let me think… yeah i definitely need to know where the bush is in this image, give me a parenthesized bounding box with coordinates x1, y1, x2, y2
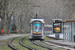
(27, 31, 30, 33)
(11, 31, 17, 33)
(11, 23, 17, 31)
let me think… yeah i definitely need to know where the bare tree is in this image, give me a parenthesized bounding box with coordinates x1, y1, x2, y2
(0, 0, 7, 34)
(19, 13, 23, 33)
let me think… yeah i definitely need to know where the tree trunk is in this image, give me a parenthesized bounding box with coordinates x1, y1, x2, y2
(0, 0, 6, 34)
(24, 0, 29, 33)
(19, 14, 22, 33)
(7, 17, 11, 34)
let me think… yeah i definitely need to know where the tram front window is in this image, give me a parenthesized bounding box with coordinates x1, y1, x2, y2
(32, 23, 42, 32)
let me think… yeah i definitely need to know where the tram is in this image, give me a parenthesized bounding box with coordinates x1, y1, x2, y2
(29, 18, 45, 40)
(44, 25, 52, 34)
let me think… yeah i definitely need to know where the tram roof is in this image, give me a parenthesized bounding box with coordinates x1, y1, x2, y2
(30, 19, 45, 23)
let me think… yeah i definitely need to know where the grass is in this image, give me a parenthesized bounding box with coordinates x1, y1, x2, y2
(44, 34, 53, 41)
(12, 36, 28, 50)
(0, 36, 28, 50)
(23, 36, 47, 50)
(0, 38, 12, 50)
(0, 34, 67, 50)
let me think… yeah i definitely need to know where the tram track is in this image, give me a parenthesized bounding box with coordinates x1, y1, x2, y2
(30, 40, 55, 50)
(8, 35, 48, 50)
(20, 37, 36, 50)
(8, 37, 18, 50)
(46, 41, 75, 50)
(8, 35, 72, 50)
(8, 36, 29, 50)
(45, 35, 75, 50)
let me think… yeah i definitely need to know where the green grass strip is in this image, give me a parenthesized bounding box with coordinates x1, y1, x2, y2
(23, 36, 48, 50)
(12, 36, 28, 50)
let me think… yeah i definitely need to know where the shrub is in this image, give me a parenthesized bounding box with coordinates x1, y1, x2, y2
(27, 31, 30, 33)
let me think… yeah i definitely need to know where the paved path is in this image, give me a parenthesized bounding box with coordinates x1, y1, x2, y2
(0, 34, 28, 40)
(49, 40, 75, 47)
(48, 34, 75, 50)
(48, 34, 63, 39)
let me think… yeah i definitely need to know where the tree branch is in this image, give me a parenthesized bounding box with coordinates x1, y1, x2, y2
(0, 15, 7, 22)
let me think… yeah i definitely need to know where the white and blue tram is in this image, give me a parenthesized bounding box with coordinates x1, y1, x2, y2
(29, 18, 45, 40)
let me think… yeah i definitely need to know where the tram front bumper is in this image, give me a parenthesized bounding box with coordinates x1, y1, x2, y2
(32, 35, 42, 37)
